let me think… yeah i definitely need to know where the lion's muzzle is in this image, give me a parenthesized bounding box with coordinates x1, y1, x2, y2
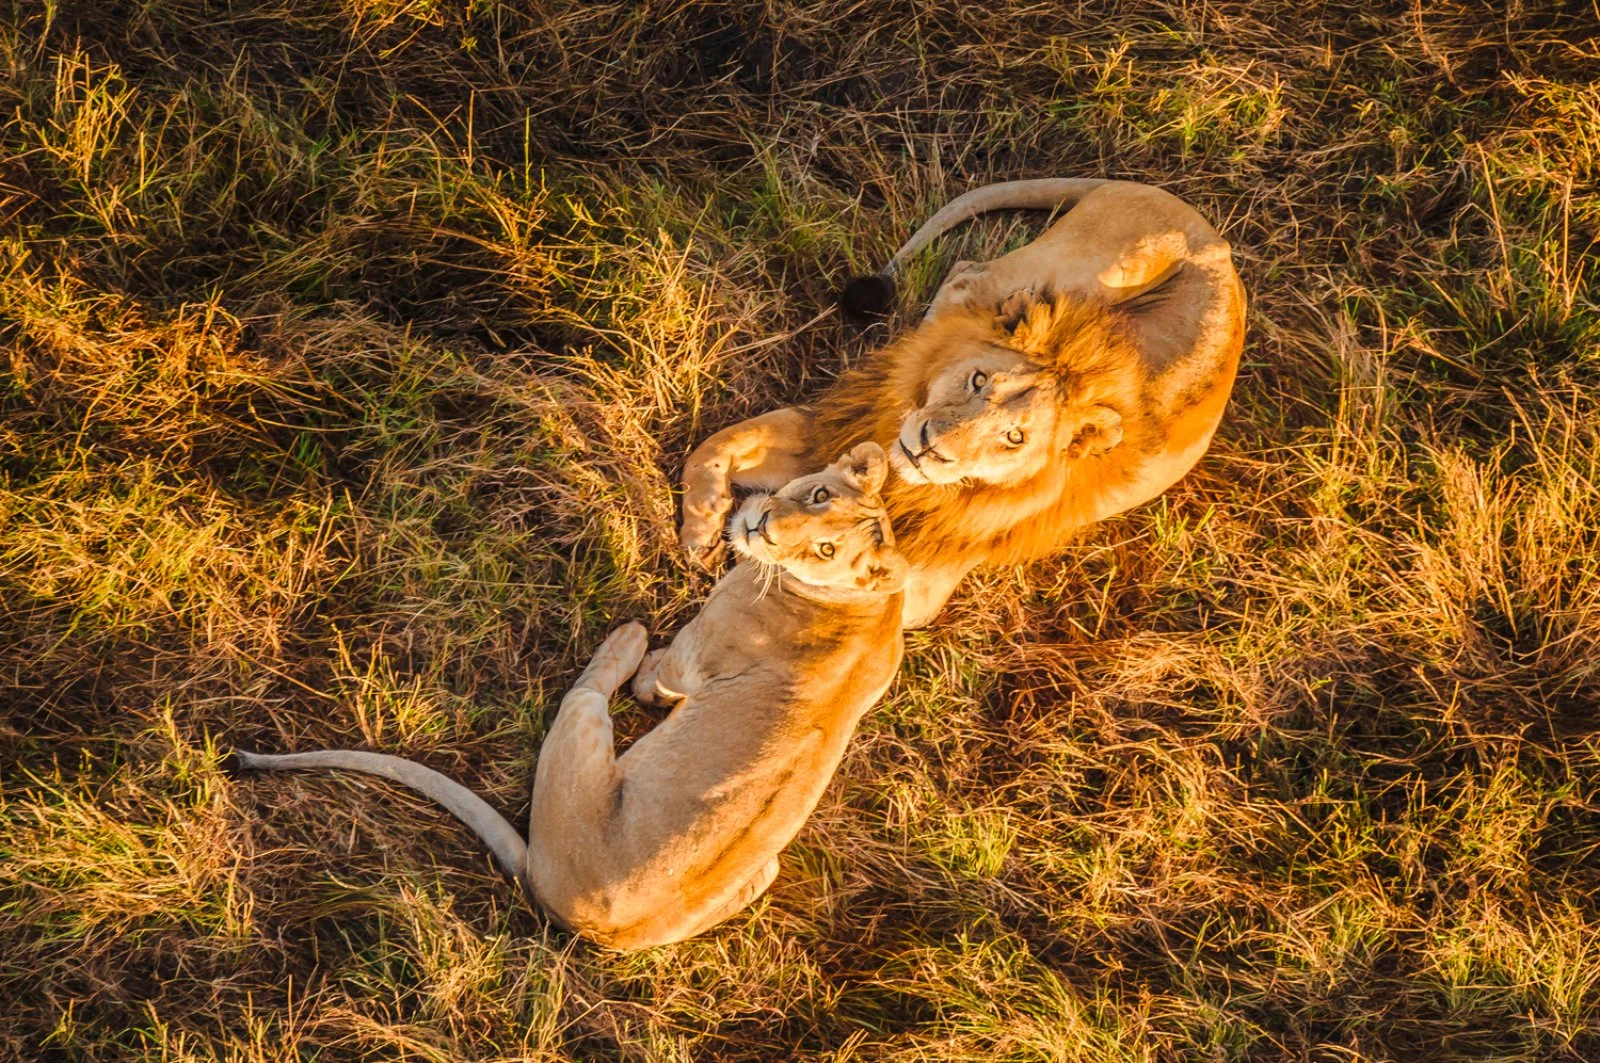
(894, 418, 959, 484)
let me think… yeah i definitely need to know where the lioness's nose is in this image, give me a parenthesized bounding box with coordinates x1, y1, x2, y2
(918, 421, 933, 451)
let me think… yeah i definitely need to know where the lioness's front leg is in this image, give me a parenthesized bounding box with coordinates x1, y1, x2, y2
(630, 619, 704, 708)
(680, 407, 814, 561)
(630, 649, 674, 708)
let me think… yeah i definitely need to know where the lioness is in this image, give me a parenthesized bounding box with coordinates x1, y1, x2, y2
(231, 443, 905, 950)
(680, 178, 1246, 627)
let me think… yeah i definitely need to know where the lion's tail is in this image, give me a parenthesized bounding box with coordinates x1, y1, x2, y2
(227, 748, 530, 894)
(841, 178, 1109, 318)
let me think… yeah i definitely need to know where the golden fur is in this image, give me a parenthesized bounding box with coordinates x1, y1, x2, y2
(678, 179, 1247, 627)
(808, 297, 1154, 567)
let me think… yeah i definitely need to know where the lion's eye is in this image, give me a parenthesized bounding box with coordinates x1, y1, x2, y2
(817, 542, 836, 559)
(1005, 428, 1026, 445)
(970, 369, 989, 391)
(810, 486, 831, 505)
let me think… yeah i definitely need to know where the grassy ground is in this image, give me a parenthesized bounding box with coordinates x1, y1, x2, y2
(2, 1, 1598, 1059)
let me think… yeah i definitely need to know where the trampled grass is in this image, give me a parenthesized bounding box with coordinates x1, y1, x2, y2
(2, 2, 1598, 1059)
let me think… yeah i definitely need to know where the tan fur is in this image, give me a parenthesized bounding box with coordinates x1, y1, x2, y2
(235, 445, 905, 951)
(527, 443, 905, 948)
(680, 180, 1246, 627)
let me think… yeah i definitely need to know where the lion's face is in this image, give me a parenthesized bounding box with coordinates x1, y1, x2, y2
(890, 348, 1125, 487)
(730, 443, 907, 594)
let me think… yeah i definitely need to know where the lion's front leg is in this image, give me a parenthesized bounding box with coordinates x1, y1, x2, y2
(679, 407, 814, 562)
(925, 259, 989, 320)
(900, 558, 976, 629)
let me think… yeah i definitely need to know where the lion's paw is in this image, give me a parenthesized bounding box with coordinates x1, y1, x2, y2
(678, 506, 731, 566)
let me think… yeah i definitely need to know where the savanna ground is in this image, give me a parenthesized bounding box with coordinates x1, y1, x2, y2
(2, 1, 1598, 1059)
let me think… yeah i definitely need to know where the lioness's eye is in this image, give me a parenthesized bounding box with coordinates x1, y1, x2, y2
(817, 542, 836, 559)
(810, 486, 831, 505)
(970, 369, 989, 391)
(1005, 428, 1026, 445)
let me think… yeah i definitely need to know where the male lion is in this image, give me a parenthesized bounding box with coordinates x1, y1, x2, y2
(231, 443, 905, 950)
(680, 179, 1246, 627)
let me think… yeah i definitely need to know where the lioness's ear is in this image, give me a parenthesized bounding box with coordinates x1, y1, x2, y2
(855, 549, 908, 593)
(839, 441, 889, 495)
(1065, 405, 1124, 459)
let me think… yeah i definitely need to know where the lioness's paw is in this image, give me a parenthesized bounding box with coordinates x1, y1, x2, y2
(631, 647, 665, 680)
(631, 648, 673, 709)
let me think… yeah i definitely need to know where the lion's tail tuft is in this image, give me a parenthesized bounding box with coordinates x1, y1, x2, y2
(839, 178, 1112, 321)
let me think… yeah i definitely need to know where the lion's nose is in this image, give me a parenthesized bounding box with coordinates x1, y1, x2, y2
(918, 421, 953, 463)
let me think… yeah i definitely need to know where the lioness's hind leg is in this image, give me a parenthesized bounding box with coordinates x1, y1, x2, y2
(527, 624, 648, 885)
(538, 623, 646, 789)
(743, 856, 781, 906)
(677, 857, 782, 942)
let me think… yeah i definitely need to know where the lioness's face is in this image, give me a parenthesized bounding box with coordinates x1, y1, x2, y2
(891, 350, 1123, 486)
(731, 443, 907, 594)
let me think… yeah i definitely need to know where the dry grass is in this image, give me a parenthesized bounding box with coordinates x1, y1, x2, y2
(2, 1, 1598, 1059)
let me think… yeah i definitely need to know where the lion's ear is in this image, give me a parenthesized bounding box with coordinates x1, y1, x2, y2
(839, 441, 889, 495)
(855, 549, 908, 593)
(1065, 405, 1124, 459)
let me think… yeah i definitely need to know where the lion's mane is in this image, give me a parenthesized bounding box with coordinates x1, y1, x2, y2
(805, 296, 1156, 568)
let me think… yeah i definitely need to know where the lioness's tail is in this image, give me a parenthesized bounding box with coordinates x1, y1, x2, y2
(841, 178, 1109, 318)
(228, 748, 529, 891)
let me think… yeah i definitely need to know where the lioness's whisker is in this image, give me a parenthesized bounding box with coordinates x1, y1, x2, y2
(753, 559, 781, 603)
